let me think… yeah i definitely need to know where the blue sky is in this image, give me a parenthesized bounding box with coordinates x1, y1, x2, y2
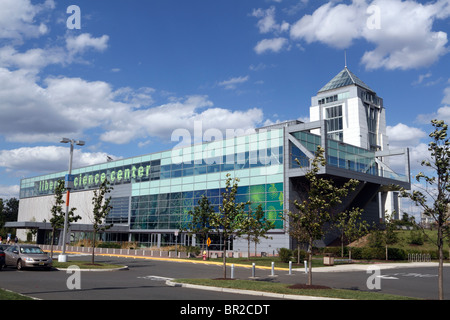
(1, 0, 450, 215)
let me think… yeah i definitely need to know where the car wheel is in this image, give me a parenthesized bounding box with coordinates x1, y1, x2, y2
(16, 259, 23, 270)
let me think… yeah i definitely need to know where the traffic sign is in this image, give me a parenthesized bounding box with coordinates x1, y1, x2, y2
(207, 237, 211, 247)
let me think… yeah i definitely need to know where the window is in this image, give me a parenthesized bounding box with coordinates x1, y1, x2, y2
(325, 105, 343, 141)
(106, 197, 130, 224)
(365, 103, 379, 150)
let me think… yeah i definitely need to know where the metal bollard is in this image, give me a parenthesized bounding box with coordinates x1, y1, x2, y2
(304, 260, 308, 273)
(271, 261, 275, 276)
(252, 263, 255, 278)
(289, 261, 292, 275)
(231, 264, 234, 279)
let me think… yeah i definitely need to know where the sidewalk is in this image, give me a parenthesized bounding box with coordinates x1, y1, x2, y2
(311, 261, 444, 272)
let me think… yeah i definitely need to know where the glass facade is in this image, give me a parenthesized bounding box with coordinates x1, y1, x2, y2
(290, 131, 407, 182)
(20, 129, 286, 232)
(130, 182, 284, 231)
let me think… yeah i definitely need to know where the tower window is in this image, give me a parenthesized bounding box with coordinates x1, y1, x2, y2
(325, 105, 343, 141)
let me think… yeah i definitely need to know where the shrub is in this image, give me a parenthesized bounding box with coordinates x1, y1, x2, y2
(409, 230, 424, 245)
(277, 248, 293, 263)
(185, 246, 201, 256)
(292, 249, 307, 263)
(97, 242, 121, 249)
(368, 230, 384, 248)
(388, 248, 407, 260)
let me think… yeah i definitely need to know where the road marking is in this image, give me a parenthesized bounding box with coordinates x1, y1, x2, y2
(377, 275, 399, 280)
(137, 275, 174, 281)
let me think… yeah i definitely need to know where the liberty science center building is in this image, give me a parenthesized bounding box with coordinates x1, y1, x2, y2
(12, 68, 411, 255)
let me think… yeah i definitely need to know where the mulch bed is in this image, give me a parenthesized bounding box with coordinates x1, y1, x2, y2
(287, 284, 331, 290)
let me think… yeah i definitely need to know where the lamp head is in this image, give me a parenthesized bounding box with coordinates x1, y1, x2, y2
(60, 138, 71, 144)
(76, 140, 85, 146)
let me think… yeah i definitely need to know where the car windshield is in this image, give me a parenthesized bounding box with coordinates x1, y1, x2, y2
(20, 247, 44, 254)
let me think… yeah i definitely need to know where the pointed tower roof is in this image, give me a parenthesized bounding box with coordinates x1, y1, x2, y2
(318, 67, 374, 93)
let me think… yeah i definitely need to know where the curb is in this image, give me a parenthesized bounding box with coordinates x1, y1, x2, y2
(54, 266, 129, 272)
(165, 280, 344, 300)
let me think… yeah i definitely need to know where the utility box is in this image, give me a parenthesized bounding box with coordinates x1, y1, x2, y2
(323, 253, 334, 266)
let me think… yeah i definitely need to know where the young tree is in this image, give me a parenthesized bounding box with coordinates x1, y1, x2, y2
(247, 204, 274, 258)
(182, 195, 215, 252)
(400, 119, 450, 300)
(50, 180, 81, 258)
(91, 179, 113, 264)
(288, 146, 359, 285)
(211, 173, 247, 279)
(335, 208, 369, 259)
(238, 204, 273, 258)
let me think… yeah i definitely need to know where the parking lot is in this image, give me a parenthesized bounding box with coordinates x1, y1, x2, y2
(1, 252, 449, 301)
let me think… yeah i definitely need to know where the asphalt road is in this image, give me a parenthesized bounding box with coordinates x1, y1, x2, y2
(1, 254, 449, 302)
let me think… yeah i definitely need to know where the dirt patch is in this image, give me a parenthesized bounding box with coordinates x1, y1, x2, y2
(287, 283, 331, 290)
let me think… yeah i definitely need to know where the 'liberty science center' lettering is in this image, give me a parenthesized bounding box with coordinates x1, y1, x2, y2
(38, 163, 156, 194)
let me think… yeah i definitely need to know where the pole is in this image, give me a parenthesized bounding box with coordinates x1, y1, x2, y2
(59, 141, 74, 263)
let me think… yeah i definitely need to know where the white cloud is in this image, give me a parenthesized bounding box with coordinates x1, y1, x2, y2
(66, 33, 109, 55)
(386, 123, 429, 176)
(0, 146, 116, 175)
(412, 72, 432, 86)
(386, 123, 427, 148)
(416, 105, 450, 124)
(218, 76, 249, 89)
(0, 0, 54, 41)
(289, 0, 450, 70)
(100, 95, 265, 144)
(290, 2, 363, 49)
(0, 67, 266, 146)
(442, 86, 450, 105)
(252, 6, 289, 34)
(0, 45, 66, 72)
(254, 38, 289, 54)
(251, 6, 290, 54)
(0, 184, 20, 199)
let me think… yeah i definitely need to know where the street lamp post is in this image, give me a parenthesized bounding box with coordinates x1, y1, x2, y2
(59, 138, 85, 262)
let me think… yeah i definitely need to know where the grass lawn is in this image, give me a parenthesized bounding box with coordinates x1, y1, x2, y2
(52, 260, 125, 269)
(175, 278, 420, 300)
(0, 288, 34, 300)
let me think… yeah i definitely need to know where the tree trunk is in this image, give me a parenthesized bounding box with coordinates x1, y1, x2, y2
(438, 227, 444, 300)
(50, 228, 55, 258)
(307, 239, 313, 285)
(222, 237, 227, 279)
(91, 230, 96, 265)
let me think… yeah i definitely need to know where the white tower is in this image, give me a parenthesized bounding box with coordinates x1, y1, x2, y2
(310, 67, 401, 220)
(310, 67, 388, 152)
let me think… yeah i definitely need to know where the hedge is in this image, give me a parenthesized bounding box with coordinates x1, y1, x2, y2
(324, 246, 448, 260)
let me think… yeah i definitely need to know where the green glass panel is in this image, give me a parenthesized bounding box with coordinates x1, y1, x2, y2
(250, 184, 265, 194)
